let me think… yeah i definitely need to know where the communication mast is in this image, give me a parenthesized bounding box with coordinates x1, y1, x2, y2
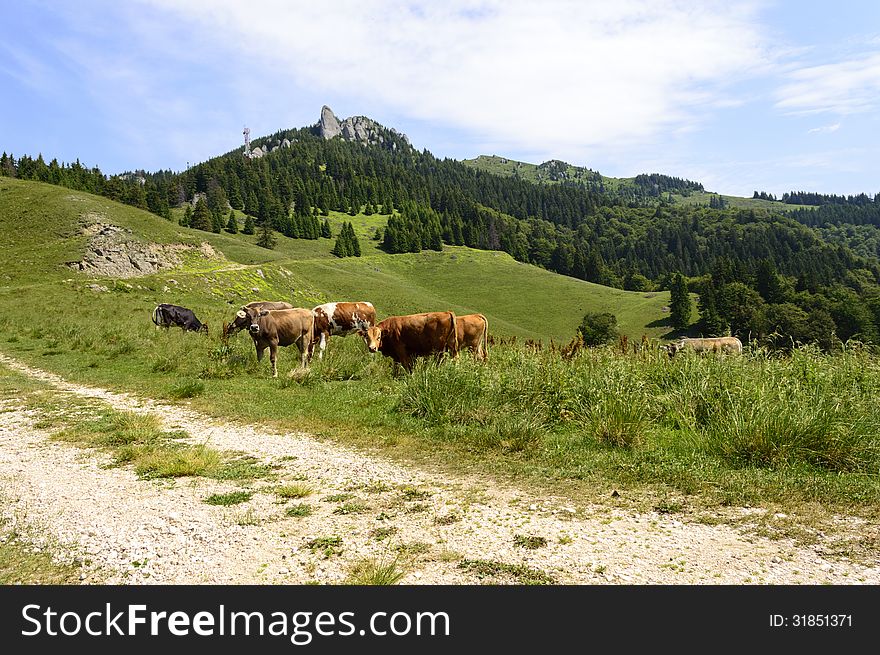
(243, 126, 251, 159)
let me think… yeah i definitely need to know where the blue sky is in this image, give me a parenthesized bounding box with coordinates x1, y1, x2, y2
(2, 1, 879, 197)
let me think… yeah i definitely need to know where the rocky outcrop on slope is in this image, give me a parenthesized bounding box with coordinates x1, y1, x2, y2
(66, 220, 222, 279)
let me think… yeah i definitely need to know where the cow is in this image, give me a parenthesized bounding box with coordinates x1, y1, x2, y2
(360, 311, 458, 372)
(310, 301, 377, 360)
(455, 313, 489, 361)
(247, 308, 314, 377)
(223, 300, 294, 339)
(151, 303, 208, 334)
(665, 336, 743, 357)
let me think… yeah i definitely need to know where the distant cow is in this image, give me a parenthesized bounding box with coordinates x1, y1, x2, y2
(247, 308, 314, 377)
(455, 313, 489, 361)
(665, 336, 743, 357)
(151, 304, 208, 334)
(223, 301, 294, 338)
(360, 311, 458, 372)
(311, 301, 377, 360)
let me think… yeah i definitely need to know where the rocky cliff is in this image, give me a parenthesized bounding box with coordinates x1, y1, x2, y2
(318, 105, 410, 149)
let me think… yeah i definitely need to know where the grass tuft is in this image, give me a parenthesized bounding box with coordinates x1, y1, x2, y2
(205, 490, 252, 506)
(344, 555, 407, 585)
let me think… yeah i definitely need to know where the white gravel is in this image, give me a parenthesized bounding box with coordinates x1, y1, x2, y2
(1, 353, 878, 585)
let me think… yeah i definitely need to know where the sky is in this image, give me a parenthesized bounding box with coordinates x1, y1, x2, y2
(2, 0, 879, 198)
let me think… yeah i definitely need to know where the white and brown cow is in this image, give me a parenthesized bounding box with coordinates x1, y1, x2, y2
(310, 301, 377, 360)
(360, 311, 458, 372)
(247, 308, 315, 377)
(665, 336, 743, 357)
(455, 313, 489, 361)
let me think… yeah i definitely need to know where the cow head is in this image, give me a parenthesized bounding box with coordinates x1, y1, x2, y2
(360, 326, 382, 353)
(249, 309, 270, 335)
(200, 323, 209, 335)
(224, 307, 252, 338)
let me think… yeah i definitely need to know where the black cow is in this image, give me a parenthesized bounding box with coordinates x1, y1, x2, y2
(151, 304, 208, 334)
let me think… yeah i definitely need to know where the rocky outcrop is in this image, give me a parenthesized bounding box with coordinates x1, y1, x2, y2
(67, 222, 223, 279)
(318, 106, 410, 149)
(319, 105, 343, 140)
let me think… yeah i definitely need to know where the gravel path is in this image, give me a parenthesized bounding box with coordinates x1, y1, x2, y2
(1, 353, 877, 585)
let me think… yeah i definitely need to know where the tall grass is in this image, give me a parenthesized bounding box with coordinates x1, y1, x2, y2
(395, 342, 880, 480)
(8, 288, 880, 508)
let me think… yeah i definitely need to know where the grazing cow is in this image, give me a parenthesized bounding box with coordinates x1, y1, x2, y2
(151, 303, 208, 334)
(310, 301, 377, 359)
(360, 311, 458, 372)
(455, 313, 489, 361)
(665, 336, 743, 357)
(223, 300, 294, 338)
(247, 308, 314, 377)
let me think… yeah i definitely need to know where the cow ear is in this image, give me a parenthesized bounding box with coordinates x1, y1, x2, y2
(236, 310, 247, 319)
(259, 309, 269, 316)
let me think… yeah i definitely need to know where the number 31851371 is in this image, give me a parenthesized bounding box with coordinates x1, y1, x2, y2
(792, 614, 852, 627)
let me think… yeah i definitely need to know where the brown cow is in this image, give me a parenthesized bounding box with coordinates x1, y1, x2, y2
(665, 336, 743, 357)
(247, 308, 314, 377)
(455, 313, 489, 361)
(310, 301, 377, 360)
(360, 311, 458, 372)
(223, 301, 294, 338)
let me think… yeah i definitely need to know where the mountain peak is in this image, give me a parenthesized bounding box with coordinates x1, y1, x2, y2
(317, 106, 410, 149)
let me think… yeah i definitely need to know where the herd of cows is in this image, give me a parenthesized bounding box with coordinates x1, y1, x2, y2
(151, 300, 743, 377)
(152, 300, 489, 376)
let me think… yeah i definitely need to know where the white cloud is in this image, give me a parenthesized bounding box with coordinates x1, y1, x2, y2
(807, 122, 841, 134)
(138, 0, 771, 160)
(776, 52, 880, 115)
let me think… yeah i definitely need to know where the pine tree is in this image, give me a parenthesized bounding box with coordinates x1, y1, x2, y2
(256, 221, 277, 249)
(180, 204, 193, 227)
(242, 214, 255, 235)
(189, 197, 212, 231)
(322, 218, 331, 238)
(226, 209, 238, 234)
(349, 222, 361, 256)
(211, 210, 224, 233)
(669, 273, 692, 330)
(332, 222, 362, 257)
(332, 229, 351, 257)
(698, 285, 727, 336)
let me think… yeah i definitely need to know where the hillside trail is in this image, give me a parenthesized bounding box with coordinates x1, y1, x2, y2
(0, 353, 877, 585)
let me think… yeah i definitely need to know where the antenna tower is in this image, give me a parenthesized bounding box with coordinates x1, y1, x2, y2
(243, 126, 251, 159)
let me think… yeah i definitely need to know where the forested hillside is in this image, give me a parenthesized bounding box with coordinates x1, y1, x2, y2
(4, 108, 880, 347)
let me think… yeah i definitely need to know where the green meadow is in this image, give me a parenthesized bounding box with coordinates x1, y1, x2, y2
(2, 176, 878, 542)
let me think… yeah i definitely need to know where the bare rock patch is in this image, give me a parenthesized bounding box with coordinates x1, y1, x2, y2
(66, 219, 223, 278)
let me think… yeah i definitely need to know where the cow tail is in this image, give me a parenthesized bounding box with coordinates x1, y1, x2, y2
(151, 305, 160, 326)
(448, 312, 459, 357)
(481, 314, 489, 360)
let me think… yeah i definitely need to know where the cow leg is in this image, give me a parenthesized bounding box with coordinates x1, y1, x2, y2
(255, 344, 266, 362)
(270, 344, 278, 378)
(318, 332, 327, 360)
(299, 340, 310, 369)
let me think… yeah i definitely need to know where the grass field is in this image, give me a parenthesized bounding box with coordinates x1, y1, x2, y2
(2, 175, 876, 546)
(0, 178, 676, 342)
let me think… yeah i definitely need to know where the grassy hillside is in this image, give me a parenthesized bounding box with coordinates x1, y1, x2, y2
(0, 177, 675, 342)
(463, 154, 812, 212)
(462, 154, 606, 186)
(1, 177, 878, 530)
